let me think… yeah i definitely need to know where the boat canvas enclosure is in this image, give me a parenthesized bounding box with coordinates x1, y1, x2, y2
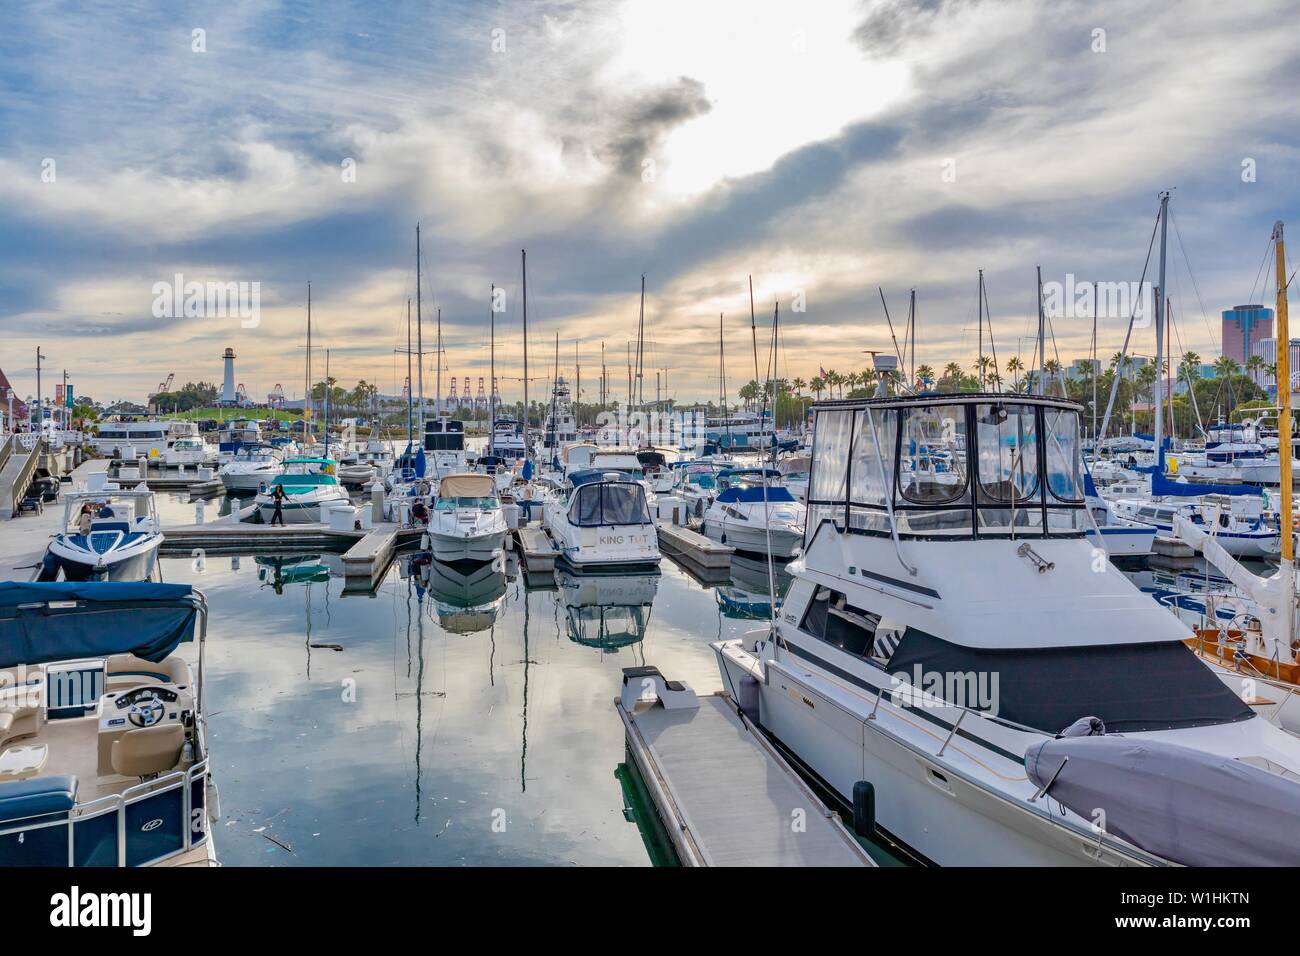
(0, 582, 201, 669)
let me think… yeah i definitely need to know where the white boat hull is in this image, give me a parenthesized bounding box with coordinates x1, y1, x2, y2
(701, 519, 803, 558)
(427, 529, 507, 563)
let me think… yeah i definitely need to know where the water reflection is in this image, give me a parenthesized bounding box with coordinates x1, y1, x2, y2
(556, 570, 659, 657)
(406, 553, 511, 635)
(716, 554, 793, 620)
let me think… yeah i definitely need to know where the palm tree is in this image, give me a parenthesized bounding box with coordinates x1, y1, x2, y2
(944, 361, 962, 381)
(1006, 356, 1023, 392)
(916, 364, 934, 388)
(1246, 354, 1266, 386)
(792, 377, 806, 397)
(1213, 355, 1241, 381)
(810, 376, 825, 400)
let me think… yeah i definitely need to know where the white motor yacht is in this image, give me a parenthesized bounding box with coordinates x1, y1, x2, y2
(218, 442, 285, 492)
(163, 435, 217, 467)
(543, 470, 659, 572)
(699, 469, 805, 558)
(426, 473, 508, 564)
(715, 393, 1300, 867)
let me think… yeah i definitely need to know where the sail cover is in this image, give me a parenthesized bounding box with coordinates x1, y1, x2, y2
(1025, 734, 1300, 866)
(0, 582, 198, 668)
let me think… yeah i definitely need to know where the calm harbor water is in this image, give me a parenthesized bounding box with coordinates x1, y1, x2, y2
(153, 485, 777, 865)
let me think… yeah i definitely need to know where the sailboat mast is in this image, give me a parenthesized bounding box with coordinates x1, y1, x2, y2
(1092, 282, 1098, 441)
(489, 284, 496, 455)
(1155, 190, 1169, 467)
(720, 314, 731, 447)
(1035, 266, 1045, 395)
(407, 299, 413, 448)
(305, 282, 313, 439)
(324, 348, 330, 457)
(636, 276, 646, 408)
(749, 275, 761, 403)
(435, 306, 442, 419)
(416, 224, 425, 434)
(978, 271, 984, 390)
(1274, 220, 1294, 653)
(521, 249, 529, 458)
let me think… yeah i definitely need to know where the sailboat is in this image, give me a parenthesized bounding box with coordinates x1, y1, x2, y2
(1174, 221, 1300, 709)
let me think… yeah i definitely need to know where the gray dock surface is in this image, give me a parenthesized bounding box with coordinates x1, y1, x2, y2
(656, 520, 733, 569)
(516, 525, 558, 572)
(618, 692, 875, 867)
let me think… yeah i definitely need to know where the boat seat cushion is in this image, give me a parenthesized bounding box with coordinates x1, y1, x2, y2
(111, 724, 185, 778)
(0, 774, 77, 823)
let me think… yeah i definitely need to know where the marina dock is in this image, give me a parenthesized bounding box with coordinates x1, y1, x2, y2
(516, 524, 559, 573)
(656, 520, 733, 569)
(616, 666, 876, 867)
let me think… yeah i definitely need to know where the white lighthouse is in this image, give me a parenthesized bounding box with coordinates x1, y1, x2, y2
(222, 348, 237, 404)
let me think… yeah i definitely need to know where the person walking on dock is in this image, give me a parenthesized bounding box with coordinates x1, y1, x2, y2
(270, 483, 286, 526)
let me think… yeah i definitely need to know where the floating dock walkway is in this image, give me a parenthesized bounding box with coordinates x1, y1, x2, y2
(515, 525, 559, 574)
(616, 666, 875, 867)
(656, 520, 733, 569)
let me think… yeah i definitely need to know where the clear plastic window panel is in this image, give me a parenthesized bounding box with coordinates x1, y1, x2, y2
(897, 405, 970, 506)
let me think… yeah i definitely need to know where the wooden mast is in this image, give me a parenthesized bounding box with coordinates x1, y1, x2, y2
(1275, 220, 1294, 654)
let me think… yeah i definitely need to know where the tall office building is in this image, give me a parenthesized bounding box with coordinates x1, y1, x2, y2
(1222, 304, 1273, 364)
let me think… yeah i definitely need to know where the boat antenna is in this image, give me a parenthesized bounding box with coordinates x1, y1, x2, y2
(758, 301, 780, 621)
(877, 287, 907, 372)
(980, 271, 1002, 394)
(749, 275, 761, 402)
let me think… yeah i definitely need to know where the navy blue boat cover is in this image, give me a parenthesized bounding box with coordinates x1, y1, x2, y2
(0, 582, 197, 668)
(716, 486, 797, 504)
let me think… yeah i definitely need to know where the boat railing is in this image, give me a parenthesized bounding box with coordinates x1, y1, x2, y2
(0, 759, 210, 867)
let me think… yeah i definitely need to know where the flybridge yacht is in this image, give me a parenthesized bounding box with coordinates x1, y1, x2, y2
(543, 469, 659, 571)
(538, 376, 579, 451)
(41, 490, 163, 582)
(0, 582, 216, 866)
(489, 418, 527, 460)
(424, 418, 469, 475)
(218, 442, 285, 492)
(636, 449, 675, 494)
(215, 418, 262, 463)
(426, 473, 508, 563)
(714, 393, 1300, 867)
(699, 468, 806, 558)
(253, 457, 350, 524)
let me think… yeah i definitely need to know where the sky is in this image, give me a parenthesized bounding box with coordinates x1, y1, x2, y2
(1, 0, 1298, 407)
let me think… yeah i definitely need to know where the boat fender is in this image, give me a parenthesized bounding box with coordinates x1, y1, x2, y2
(736, 673, 760, 719)
(1058, 716, 1105, 738)
(852, 781, 876, 838)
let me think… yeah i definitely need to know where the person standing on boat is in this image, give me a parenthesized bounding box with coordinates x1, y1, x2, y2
(270, 483, 287, 526)
(411, 497, 429, 527)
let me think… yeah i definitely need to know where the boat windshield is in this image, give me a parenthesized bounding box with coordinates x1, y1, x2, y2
(808, 399, 1087, 542)
(568, 483, 652, 527)
(436, 497, 499, 511)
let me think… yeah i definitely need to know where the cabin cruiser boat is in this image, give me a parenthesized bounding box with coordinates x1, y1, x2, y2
(673, 460, 723, 517)
(777, 454, 811, 503)
(488, 418, 527, 460)
(713, 393, 1300, 867)
(426, 473, 508, 564)
(0, 581, 216, 866)
(699, 469, 805, 558)
(543, 469, 659, 572)
(163, 435, 216, 467)
(557, 569, 658, 653)
(218, 442, 285, 492)
(636, 450, 675, 494)
(254, 457, 350, 524)
(1111, 493, 1279, 557)
(41, 490, 163, 582)
(1083, 476, 1156, 557)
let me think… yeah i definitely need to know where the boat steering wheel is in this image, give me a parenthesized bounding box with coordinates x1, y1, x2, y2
(122, 688, 166, 728)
